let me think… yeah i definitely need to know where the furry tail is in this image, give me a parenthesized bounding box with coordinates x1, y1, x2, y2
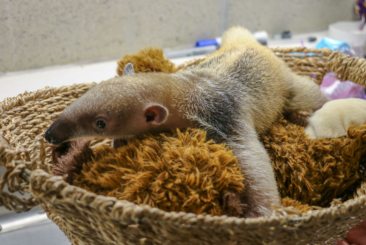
(220, 26, 259, 48)
(287, 75, 329, 111)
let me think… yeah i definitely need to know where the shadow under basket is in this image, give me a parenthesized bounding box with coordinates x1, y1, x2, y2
(1, 47, 366, 245)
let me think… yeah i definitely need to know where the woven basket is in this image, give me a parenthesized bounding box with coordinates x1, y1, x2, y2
(1, 47, 366, 245)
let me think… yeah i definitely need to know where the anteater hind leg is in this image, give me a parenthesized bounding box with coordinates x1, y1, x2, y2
(228, 126, 280, 217)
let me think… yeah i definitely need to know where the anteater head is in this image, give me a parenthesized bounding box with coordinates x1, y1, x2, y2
(45, 63, 170, 145)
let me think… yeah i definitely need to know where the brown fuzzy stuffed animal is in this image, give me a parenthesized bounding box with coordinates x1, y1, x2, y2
(52, 127, 315, 216)
(53, 129, 245, 217)
(116, 48, 177, 75)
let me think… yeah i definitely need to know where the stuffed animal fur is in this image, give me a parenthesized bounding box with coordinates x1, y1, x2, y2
(261, 118, 366, 207)
(116, 48, 177, 75)
(52, 127, 314, 216)
(305, 98, 366, 139)
(53, 129, 246, 217)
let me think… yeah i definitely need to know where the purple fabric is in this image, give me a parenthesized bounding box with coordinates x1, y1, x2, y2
(356, 0, 366, 30)
(320, 72, 366, 100)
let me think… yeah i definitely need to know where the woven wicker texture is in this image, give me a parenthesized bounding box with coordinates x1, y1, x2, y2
(1, 47, 366, 244)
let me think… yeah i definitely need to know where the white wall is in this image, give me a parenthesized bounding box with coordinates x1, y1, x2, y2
(0, 0, 357, 72)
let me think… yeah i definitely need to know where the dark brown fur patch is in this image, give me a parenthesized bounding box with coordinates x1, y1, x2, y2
(283, 110, 310, 127)
(222, 191, 246, 217)
(51, 139, 93, 184)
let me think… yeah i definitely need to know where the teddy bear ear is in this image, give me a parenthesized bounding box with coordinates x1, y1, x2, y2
(123, 63, 135, 76)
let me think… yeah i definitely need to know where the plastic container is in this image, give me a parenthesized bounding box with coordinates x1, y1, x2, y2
(329, 21, 366, 57)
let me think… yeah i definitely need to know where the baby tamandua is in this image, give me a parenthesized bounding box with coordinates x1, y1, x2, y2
(45, 26, 327, 217)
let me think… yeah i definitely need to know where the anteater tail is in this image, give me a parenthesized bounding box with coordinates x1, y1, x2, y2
(220, 26, 259, 48)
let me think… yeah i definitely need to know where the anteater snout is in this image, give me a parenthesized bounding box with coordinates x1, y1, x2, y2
(45, 129, 60, 145)
(45, 119, 73, 145)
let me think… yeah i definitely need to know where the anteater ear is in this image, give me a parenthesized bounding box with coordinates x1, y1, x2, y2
(123, 63, 135, 76)
(144, 104, 169, 125)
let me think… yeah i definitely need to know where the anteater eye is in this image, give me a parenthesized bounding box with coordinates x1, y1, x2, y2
(96, 120, 106, 129)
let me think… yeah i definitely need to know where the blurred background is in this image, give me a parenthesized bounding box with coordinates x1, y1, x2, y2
(0, 0, 357, 73)
(0, 1, 363, 244)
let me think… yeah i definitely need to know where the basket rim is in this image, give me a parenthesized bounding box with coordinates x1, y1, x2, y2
(270, 46, 332, 54)
(30, 168, 366, 230)
(0, 82, 96, 117)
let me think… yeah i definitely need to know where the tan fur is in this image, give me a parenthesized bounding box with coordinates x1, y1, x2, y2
(46, 26, 326, 217)
(116, 47, 177, 75)
(281, 197, 313, 213)
(305, 98, 366, 139)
